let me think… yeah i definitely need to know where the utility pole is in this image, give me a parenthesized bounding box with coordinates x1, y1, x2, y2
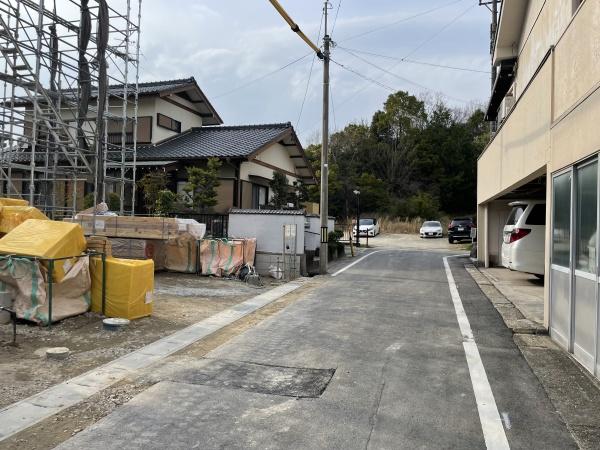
(479, 0, 499, 131)
(319, 0, 330, 275)
(266, 0, 328, 272)
(490, 0, 498, 93)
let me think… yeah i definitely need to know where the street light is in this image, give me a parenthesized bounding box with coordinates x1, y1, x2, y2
(353, 189, 360, 247)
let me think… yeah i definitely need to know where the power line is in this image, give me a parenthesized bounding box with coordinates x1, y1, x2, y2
(296, 10, 325, 128)
(337, 46, 489, 74)
(329, 2, 475, 110)
(330, 58, 397, 93)
(337, 47, 469, 103)
(213, 52, 312, 100)
(339, 0, 467, 43)
(331, 0, 342, 37)
(402, 3, 475, 60)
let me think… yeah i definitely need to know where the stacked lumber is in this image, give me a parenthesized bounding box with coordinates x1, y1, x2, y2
(65, 215, 194, 240)
(86, 235, 112, 256)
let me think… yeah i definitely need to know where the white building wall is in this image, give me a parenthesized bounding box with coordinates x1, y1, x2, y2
(228, 213, 305, 255)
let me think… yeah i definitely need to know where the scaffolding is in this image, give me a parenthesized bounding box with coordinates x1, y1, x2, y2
(0, 0, 141, 218)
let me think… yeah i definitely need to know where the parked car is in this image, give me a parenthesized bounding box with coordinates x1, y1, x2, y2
(501, 200, 546, 276)
(420, 220, 443, 238)
(352, 218, 380, 237)
(448, 217, 475, 243)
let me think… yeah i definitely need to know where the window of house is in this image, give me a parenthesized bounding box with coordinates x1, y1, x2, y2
(107, 116, 152, 145)
(157, 113, 181, 133)
(252, 184, 268, 209)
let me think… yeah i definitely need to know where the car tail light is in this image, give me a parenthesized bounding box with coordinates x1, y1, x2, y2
(509, 228, 531, 243)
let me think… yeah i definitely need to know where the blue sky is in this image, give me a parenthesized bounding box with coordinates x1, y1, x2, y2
(139, 0, 491, 143)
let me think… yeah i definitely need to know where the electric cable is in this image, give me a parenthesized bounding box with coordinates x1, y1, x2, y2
(296, 10, 325, 128)
(337, 47, 469, 103)
(331, 0, 342, 37)
(337, 46, 489, 74)
(338, 0, 467, 43)
(213, 52, 312, 100)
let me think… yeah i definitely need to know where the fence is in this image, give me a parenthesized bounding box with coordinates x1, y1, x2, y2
(168, 213, 228, 238)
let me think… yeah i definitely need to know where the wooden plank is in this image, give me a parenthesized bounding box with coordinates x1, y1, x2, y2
(64, 216, 188, 240)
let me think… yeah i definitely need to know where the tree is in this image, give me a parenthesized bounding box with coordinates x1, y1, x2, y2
(269, 171, 289, 209)
(184, 157, 222, 212)
(155, 189, 178, 216)
(138, 171, 167, 214)
(107, 192, 120, 211)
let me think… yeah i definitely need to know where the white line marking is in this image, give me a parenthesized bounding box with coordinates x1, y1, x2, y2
(443, 256, 510, 450)
(331, 250, 383, 277)
(501, 412, 512, 430)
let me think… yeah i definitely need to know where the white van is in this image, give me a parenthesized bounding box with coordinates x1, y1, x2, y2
(501, 200, 546, 277)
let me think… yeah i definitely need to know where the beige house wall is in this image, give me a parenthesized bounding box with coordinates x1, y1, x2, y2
(478, 0, 600, 327)
(239, 142, 300, 185)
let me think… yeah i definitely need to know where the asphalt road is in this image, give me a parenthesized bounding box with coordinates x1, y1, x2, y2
(58, 247, 577, 449)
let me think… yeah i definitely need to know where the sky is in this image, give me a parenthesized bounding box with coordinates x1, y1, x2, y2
(137, 0, 492, 144)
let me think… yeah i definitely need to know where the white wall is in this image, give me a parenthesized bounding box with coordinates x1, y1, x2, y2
(239, 142, 300, 184)
(228, 213, 305, 255)
(153, 97, 203, 142)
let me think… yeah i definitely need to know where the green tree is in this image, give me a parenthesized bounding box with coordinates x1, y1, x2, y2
(155, 189, 178, 216)
(269, 171, 289, 209)
(107, 192, 120, 211)
(138, 171, 167, 214)
(83, 192, 95, 209)
(184, 157, 222, 211)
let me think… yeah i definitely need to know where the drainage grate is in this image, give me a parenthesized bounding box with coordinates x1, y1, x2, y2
(170, 359, 335, 398)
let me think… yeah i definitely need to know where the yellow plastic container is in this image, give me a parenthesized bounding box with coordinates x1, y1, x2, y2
(0, 198, 28, 207)
(0, 206, 48, 234)
(0, 219, 86, 282)
(90, 257, 154, 320)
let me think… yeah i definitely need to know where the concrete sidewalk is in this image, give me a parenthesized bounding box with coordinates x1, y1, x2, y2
(466, 264, 546, 335)
(479, 267, 545, 325)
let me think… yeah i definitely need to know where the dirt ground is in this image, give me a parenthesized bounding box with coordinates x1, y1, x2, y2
(0, 279, 320, 450)
(0, 272, 281, 410)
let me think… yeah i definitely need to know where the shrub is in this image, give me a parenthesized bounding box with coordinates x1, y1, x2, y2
(107, 192, 120, 211)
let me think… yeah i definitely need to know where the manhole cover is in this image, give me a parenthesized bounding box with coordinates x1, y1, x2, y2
(172, 359, 335, 398)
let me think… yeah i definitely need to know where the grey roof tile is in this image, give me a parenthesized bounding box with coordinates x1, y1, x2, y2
(137, 123, 292, 160)
(229, 208, 305, 215)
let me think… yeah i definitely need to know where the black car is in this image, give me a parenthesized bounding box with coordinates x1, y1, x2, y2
(448, 217, 475, 243)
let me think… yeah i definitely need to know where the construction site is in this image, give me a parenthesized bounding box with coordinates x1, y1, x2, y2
(0, 0, 141, 217)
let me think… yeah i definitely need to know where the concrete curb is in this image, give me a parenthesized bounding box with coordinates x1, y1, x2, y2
(0, 278, 310, 442)
(464, 264, 547, 335)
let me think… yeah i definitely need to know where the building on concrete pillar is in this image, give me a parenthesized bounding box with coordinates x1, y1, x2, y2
(477, 0, 600, 378)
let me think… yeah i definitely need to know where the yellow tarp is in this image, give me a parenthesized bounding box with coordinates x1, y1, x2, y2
(0, 206, 48, 234)
(90, 257, 153, 320)
(0, 198, 28, 207)
(0, 219, 86, 282)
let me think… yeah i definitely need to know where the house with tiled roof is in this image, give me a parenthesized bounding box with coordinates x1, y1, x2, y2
(9, 77, 316, 214)
(137, 122, 316, 213)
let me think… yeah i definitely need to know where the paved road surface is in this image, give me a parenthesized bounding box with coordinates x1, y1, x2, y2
(58, 248, 576, 449)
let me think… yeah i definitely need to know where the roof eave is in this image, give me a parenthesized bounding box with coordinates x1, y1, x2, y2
(493, 0, 529, 65)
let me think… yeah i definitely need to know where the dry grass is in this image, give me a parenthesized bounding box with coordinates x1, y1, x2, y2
(378, 216, 450, 235)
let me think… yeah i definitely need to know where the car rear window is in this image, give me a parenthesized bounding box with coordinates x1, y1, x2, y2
(525, 204, 546, 225)
(451, 219, 471, 226)
(506, 205, 525, 226)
